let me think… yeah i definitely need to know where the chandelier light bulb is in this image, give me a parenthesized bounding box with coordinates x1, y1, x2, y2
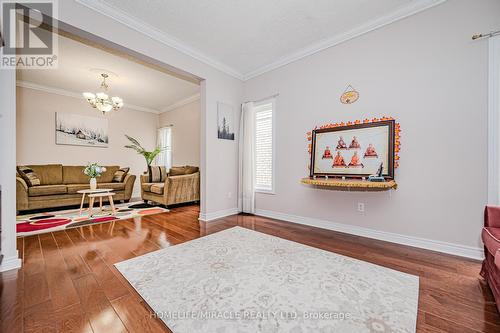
(99, 103, 113, 113)
(111, 96, 124, 109)
(83, 73, 123, 113)
(83, 92, 95, 100)
(96, 92, 109, 100)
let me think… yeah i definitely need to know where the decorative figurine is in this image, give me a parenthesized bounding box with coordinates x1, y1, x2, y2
(364, 143, 378, 158)
(336, 136, 347, 150)
(368, 163, 385, 182)
(348, 151, 364, 168)
(349, 136, 361, 149)
(333, 151, 347, 167)
(322, 146, 333, 159)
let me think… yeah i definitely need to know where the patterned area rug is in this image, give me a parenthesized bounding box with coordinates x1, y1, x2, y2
(115, 227, 419, 333)
(16, 203, 169, 237)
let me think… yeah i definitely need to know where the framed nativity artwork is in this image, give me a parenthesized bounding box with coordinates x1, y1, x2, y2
(310, 120, 395, 179)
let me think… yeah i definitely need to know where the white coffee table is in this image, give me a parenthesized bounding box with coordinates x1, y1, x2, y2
(88, 192, 117, 217)
(77, 189, 113, 216)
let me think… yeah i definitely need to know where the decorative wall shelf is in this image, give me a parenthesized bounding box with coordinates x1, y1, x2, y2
(300, 178, 397, 192)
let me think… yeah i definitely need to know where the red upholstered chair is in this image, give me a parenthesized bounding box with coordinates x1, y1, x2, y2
(481, 205, 500, 313)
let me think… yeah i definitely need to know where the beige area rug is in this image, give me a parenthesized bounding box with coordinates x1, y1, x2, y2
(115, 227, 419, 333)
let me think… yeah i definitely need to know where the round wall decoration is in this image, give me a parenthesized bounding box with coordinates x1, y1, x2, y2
(340, 85, 359, 104)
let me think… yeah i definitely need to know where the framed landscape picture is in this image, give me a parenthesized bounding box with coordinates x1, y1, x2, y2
(217, 102, 235, 140)
(55, 113, 109, 147)
(310, 120, 395, 179)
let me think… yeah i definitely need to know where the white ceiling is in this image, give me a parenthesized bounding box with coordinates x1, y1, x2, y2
(77, 0, 445, 80)
(17, 34, 200, 113)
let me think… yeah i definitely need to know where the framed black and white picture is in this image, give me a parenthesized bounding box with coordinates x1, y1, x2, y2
(217, 102, 234, 140)
(55, 113, 109, 147)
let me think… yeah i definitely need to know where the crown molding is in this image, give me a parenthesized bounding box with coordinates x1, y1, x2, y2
(242, 0, 447, 80)
(75, 0, 244, 80)
(76, 0, 446, 82)
(160, 93, 200, 113)
(16, 80, 161, 114)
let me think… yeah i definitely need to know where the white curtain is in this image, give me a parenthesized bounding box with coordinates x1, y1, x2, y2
(156, 127, 172, 169)
(238, 102, 256, 213)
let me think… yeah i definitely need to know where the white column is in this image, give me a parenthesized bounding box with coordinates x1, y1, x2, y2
(199, 80, 207, 219)
(488, 36, 500, 204)
(0, 66, 22, 272)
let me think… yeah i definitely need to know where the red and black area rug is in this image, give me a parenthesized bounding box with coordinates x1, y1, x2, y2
(16, 203, 169, 237)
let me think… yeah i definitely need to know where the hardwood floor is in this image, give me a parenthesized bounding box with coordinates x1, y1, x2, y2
(1, 204, 498, 332)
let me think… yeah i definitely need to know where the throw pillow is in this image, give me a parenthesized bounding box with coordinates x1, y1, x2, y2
(184, 166, 199, 174)
(169, 166, 186, 176)
(17, 166, 41, 186)
(148, 166, 167, 182)
(112, 167, 130, 182)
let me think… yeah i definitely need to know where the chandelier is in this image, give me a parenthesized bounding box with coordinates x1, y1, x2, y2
(83, 73, 124, 113)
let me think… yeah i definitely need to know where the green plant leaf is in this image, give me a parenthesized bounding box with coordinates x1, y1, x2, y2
(124, 135, 164, 168)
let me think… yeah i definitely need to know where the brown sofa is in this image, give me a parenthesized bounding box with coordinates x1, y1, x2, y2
(141, 166, 199, 206)
(481, 205, 500, 313)
(16, 164, 136, 212)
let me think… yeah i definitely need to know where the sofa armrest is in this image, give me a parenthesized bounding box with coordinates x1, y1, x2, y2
(139, 174, 149, 198)
(140, 174, 149, 184)
(16, 176, 29, 211)
(485, 205, 500, 228)
(163, 172, 200, 202)
(123, 173, 136, 200)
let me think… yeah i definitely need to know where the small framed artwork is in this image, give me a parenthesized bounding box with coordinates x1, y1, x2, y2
(55, 113, 109, 147)
(217, 102, 235, 140)
(310, 120, 395, 179)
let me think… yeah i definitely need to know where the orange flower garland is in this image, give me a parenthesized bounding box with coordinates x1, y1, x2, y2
(306, 117, 401, 168)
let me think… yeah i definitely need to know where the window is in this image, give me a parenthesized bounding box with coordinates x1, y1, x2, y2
(255, 99, 275, 193)
(156, 126, 172, 169)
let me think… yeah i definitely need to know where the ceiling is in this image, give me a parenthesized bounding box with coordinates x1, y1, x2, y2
(77, 0, 445, 80)
(17, 34, 200, 113)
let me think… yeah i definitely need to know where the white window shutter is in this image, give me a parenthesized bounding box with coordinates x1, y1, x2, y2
(255, 102, 273, 191)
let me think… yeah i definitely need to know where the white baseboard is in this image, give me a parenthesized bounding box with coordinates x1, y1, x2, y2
(199, 207, 240, 222)
(255, 209, 484, 260)
(0, 255, 22, 272)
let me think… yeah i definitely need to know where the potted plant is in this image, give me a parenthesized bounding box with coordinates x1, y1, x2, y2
(84, 163, 106, 190)
(124, 135, 162, 172)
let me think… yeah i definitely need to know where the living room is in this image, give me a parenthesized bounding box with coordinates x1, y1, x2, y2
(1, 1, 500, 332)
(15, 31, 202, 227)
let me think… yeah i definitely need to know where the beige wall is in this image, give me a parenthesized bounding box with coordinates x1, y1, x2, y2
(244, 0, 500, 256)
(16, 86, 159, 197)
(159, 99, 201, 167)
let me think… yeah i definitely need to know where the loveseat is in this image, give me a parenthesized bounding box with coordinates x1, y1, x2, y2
(481, 205, 500, 313)
(140, 166, 199, 207)
(16, 164, 135, 212)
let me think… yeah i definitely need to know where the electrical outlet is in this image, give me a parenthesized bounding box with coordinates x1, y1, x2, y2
(357, 203, 365, 212)
(228, 192, 232, 199)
